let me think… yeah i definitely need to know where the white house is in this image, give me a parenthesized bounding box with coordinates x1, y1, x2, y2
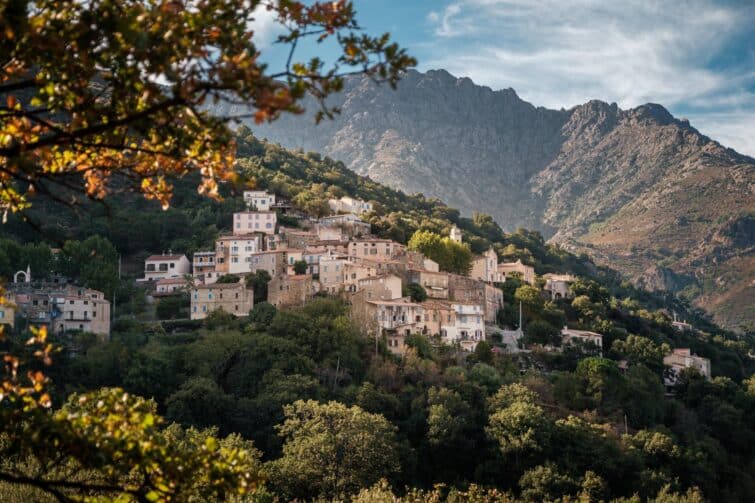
(143, 254, 191, 281)
(442, 302, 485, 351)
(561, 326, 603, 354)
(328, 196, 373, 215)
(243, 190, 276, 211)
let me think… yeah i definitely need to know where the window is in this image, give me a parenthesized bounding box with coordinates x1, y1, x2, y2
(92, 311, 96, 317)
(202, 305, 207, 312)
(69, 300, 74, 305)
(83, 300, 88, 305)
(235, 305, 239, 311)
(146, 264, 156, 271)
(32, 300, 38, 306)
(170, 263, 175, 268)
(193, 306, 197, 312)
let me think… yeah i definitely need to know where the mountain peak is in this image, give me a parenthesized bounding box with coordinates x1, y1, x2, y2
(630, 103, 675, 126)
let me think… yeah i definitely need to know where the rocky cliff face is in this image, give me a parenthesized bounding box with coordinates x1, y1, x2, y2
(251, 69, 755, 330)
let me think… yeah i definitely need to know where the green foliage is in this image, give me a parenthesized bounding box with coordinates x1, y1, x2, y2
(246, 270, 272, 304)
(403, 282, 428, 303)
(407, 230, 472, 275)
(249, 301, 277, 326)
(155, 294, 189, 320)
(215, 274, 241, 284)
(0, 387, 262, 501)
(292, 260, 308, 275)
(267, 400, 399, 499)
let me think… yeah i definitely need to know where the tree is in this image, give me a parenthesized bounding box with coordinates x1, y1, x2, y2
(293, 259, 308, 275)
(403, 282, 427, 303)
(0, 373, 262, 501)
(611, 335, 670, 374)
(249, 301, 277, 326)
(267, 399, 399, 500)
(523, 319, 560, 347)
(1, 0, 415, 219)
(246, 270, 272, 304)
(407, 230, 472, 275)
(518, 463, 578, 502)
(215, 274, 241, 284)
(487, 399, 550, 468)
(155, 294, 188, 319)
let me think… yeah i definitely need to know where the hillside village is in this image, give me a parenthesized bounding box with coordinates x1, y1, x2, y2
(0, 190, 712, 385)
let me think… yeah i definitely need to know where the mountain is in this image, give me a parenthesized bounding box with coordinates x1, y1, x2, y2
(249, 69, 755, 331)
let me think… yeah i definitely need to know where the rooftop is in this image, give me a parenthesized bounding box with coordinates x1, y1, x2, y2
(146, 254, 186, 261)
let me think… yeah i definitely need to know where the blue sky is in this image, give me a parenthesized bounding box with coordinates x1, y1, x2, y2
(253, 0, 755, 156)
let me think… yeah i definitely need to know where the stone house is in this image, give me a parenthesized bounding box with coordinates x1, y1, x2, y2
(447, 274, 503, 323)
(543, 274, 575, 300)
(471, 247, 498, 283)
(268, 274, 315, 309)
(408, 268, 450, 299)
(497, 259, 535, 285)
(352, 297, 424, 356)
(348, 238, 405, 260)
(9, 283, 111, 340)
(190, 281, 253, 320)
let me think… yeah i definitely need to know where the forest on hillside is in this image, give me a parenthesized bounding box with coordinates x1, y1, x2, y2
(2, 134, 754, 501)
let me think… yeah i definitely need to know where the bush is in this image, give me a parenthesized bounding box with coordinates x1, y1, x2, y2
(250, 302, 277, 326)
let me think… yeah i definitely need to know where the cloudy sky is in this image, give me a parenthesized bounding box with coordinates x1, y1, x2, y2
(256, 0, 755, 156)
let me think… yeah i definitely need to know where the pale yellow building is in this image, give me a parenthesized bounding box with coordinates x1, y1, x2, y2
(408, 268, 450, 299)
(348, 238, 405, 260)
(471, 248, 498, 283)
(497, 259, 535, 285)
(233, 211, 277, 235)
(0, 295, 15, 331)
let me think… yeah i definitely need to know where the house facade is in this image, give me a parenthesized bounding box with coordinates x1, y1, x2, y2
(268, 274, 315, 309)
(143, 254, 191, 281)
(190, 282, 253, 320)
(348, 238, 405, 260)
(497, 259, 535, 285)
(233, 211, 277, 235)
(443, 303, 485, 351)
(471, 247, 498, 283)
(215, 235, 264, 275)
(8, 283, 111, 340)
(408, 269, 450, 299)
(328, 196, 373, 215)
(243, 190, 276, 211)
(664, 348, 711, 384)
(561, 326, 603, 354)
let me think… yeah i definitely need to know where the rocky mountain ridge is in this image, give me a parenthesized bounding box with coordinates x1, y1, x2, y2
(248, 69, 754, 330)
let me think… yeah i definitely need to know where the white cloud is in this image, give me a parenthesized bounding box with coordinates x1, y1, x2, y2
(422, 0, 755, 155)
(248, 4, 283, 48)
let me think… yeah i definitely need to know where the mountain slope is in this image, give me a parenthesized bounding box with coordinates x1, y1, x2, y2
(251, 69, 755, 330)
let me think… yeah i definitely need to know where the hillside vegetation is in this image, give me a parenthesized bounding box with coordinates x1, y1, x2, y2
(2, 133, 754, 501)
